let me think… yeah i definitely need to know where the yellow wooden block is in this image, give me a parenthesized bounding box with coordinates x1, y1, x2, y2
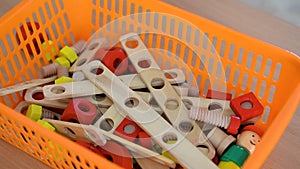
(26, 104, 42, 121)
(55, 56, 70, 68)
(37, 120, 56, 131)
(60, 46, 78, 63)
(42, 40, 57, 61)
(55, 76, 73, 84)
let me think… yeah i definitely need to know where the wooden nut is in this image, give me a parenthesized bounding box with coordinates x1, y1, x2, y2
(55, 56, 71, 68)
(61, 98, 98, 124)
(230, 92, 264, 122)
(26, 104, 42, 121)
(93, 47, 128, 75)
(55, 76, 73, 84)
(60, 46, 78, 63)
(207, 127, 236, 156)
(114, 117, 142, 142)
(41, 62, 59, 78)
(37, 120, 56, 131)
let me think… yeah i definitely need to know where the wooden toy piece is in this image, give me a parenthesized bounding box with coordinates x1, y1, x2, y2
(45, 119, 176, 168)
(43, 69, 185, 100)
(218, 125, 264, 169)
(37, 120, 56, 131)
(71, 40, 87, 55)
(57, 65, 69, 78)
(61, 98, 99, 124)
(181, 83, 200, 97)
(138, 131, 153, 150)
(190, 106, 241, 135)
(230, 92, 264, 123)
(26, 104, 42, 121)
(207, 127, 236, 156)
(24, 87, 69, 109)
(119, 33, 216, 159)
(41, 62, 59, 77)
(206, 89, 232, 100)
(55, 56, 71, 68)
(82, 60, 218, 169)
(55, 76, 73, 84)
(59, 46, 78, 63)
(69, 38, 107, 72)
(41, 108, 62, 120)
(93, 46, 128, 75)
(85, 94, 113, 108)
(78, 140, 133, 169)
(42, 40, 58, 62)
(72, 71, 86, 81)
(0, 76, 57, 96)
(14, 101, 30, 114)
(44, 119, 107, 146)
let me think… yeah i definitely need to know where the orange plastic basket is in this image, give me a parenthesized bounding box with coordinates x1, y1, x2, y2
(0, 0, 299, 168)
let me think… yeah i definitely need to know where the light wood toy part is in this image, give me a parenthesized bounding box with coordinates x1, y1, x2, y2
(81, 60, 218, 169)
(69, 38, 107, 72)
(120, 33, 215, 159)
(24, 87, 69, 109)
(42, 69, 185, 100)
(0, 76, 57, 96)
(44, 119, 176, 168)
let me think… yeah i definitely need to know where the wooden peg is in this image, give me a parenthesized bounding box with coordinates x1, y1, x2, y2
(0, 76, 57, 96)
(82, 60, 218, 169)
(41, 63, 59, 78)
(71, 40, 87, 55)
(57, 65, 69, 78)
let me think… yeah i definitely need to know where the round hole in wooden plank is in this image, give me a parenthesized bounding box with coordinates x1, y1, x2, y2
(76, 58, 87, 66)
(32, 91, 45, 100)
(64, 127, 76, 138)
(78, 103, 90, 112)
(165, 99, 179, 110)
(138, 59, 151, 68)
(91, 67, 104, 75)
(125, 38, 139, 49)
(92, 94, 106, 101)
(164, 71, 178, 79)
(88, 42, 99, 50)
(179, 121, 194, 133)
(123, 124, 136, 134)
(162, 132, 178, 144)
(151, 78, 165, 89)
(124, 97, 139, 108)
(50, 86, 66, 94)
(100, 118, 114, 131)
(208, 102, 223, 110)
(182, 99, 193, 110)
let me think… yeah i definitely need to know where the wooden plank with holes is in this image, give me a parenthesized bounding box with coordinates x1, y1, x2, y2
(44, 119, 176, 168)
(24, 87, 69, 109)
(43, 69, 185, 100)
(119, 33, 215, 159)
(81, 60, 218, 169)
(0, 76, 57, 96)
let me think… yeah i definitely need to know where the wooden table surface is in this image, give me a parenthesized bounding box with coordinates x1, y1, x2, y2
(1, 0, 299, 168)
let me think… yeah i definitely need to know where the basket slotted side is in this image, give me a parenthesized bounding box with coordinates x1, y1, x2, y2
(0, 0, 299, 169)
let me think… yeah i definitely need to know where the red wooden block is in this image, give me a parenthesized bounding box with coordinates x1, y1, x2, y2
(61, 98, 98, 124)
(230, 92, 264, 122)
(93, 47, 128, 75)
(138, 131, 152, 149)
(226, 115, 241, 135)
(114, 117, 142, 142)
(206, 89, 232, 100)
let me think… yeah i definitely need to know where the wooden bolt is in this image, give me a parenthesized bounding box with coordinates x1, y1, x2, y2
(57, 65, 69, 78)
(41, 62, 59, 78)
(207, 127, 236, 156)
(71, 40, 87, 55)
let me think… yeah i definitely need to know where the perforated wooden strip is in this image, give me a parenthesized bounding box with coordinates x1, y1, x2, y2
(44, 119, 176, 168)
(0, 76, 57, 96)
(119, 33, 215, 158)
(24, 87, 69, 109)
(69, 38, 107, 72)
(43, 69, 185, 100)
(82, 60, 218, 169)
